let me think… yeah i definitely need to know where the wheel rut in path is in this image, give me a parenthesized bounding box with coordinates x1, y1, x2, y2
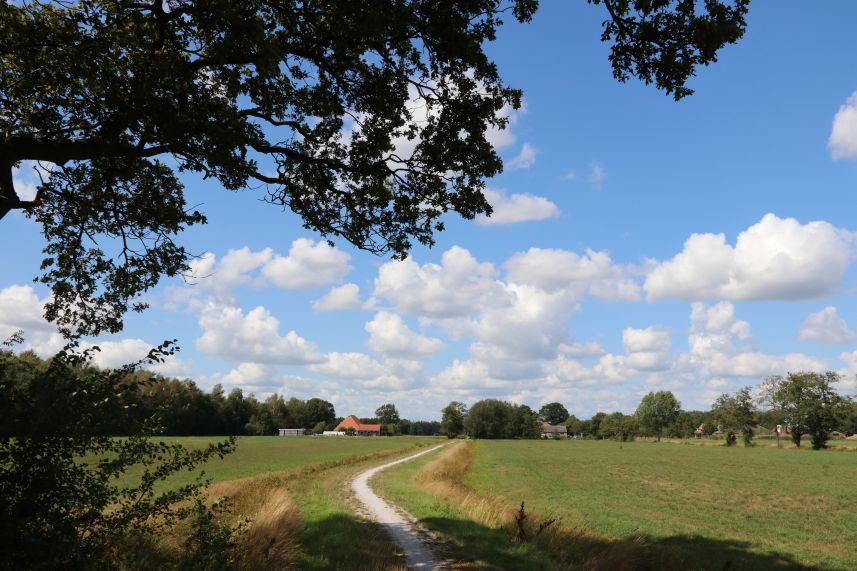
(352, 444, 445, 570)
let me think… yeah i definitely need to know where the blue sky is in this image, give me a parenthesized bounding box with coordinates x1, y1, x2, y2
(3, 1, 857, 420)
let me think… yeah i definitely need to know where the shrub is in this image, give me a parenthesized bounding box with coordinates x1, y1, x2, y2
(0, 340, 236, 569)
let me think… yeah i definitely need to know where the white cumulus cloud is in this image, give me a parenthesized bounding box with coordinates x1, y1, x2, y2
(196, 301, 324, 365)
(800, 307, 856, 345)
(645, 214, 855, 301)
(622, 326, 671, 371)
(262, 238, 352, 289)
(506, 142, 537, 169)
(312, 283, 362, 311)
(0, 285, 64, 355)
(504, 247, 641, 301)
(365, 311, 444, 359)
(476, 188, 560, 226)
(374, 246, 505, 319)
(829, 90, 857, 160)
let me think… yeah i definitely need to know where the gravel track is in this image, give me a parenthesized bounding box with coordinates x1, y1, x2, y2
(352, 445, 445, 570)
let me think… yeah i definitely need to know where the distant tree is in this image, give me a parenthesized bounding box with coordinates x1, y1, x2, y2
(285, 398, 308, 430)
(413, 420, 441, 436)
(511, 404, 542, 439)
(441, 401, 468, 439)
(465, 399, 512, 439)
(564, 415, 584, 437)
(635, 391, 681, 442)
(383, 423, 400, 436)
(836, 401, 857, 436)
(589, 412, 608, 439)
(398, 418, 413, 435)
(375, 403, 401, 426)
(312, 421, 328, 434)
(223, 388, 255, 435)
(305, 398, 336, 430)
(773, 372, 849, 450)
(673, 410, 710, 439)
(600, 412, 638, 442)
(538, 402, 569, 426)
(712, 387, 756, 445)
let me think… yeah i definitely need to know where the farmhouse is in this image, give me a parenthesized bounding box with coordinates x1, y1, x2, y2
(541, 422, 568, 439)
(334, 415, 382, 436)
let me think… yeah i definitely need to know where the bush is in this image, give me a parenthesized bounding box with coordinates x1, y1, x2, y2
(0, 340, 237, 569)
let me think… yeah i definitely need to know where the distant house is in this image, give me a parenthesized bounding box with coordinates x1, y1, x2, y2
(334, 415, 382, 436)
(541, 422, 568, 439)
(278, 428, 306, 436)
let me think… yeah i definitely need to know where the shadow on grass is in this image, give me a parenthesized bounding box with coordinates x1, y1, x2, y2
(417, 515, 840, 571)
(297, 513, 407, 571)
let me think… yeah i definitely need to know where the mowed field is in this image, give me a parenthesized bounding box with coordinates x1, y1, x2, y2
(377, 440, 857, 570)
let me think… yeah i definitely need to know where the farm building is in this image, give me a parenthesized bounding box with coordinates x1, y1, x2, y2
(277, 428, 306, 436)
(541, 422, 568, 439)
(334, 415, 382, 436)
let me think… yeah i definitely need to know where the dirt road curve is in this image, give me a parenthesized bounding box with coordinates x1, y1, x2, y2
(352, 445, 445, 570)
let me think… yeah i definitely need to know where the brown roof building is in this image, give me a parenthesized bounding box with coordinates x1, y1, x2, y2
(541, 421, 568, 439)
(334, 415, 382, 436)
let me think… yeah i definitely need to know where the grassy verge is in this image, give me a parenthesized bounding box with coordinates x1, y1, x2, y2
(374, 441, 563, 570)
(378, 439, 857, 570)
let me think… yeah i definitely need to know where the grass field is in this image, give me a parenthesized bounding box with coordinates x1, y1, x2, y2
(376, 439, 857, 570)
(115, 435, 428, 490)
(116, 436, 437, 569)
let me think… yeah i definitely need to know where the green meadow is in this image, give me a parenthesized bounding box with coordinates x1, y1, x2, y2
(377, 439, 857, 570)
(113, 435, 427, 490)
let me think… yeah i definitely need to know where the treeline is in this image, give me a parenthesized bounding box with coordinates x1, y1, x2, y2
(0, 351, 438, 436)
(441, 372, 857, 449)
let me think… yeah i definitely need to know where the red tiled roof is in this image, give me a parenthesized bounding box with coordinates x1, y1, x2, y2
(334, 415, 381, 432)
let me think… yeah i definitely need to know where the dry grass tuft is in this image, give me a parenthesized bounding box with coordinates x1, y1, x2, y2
(205, 478, 302, 569)
(236, 488, 301, 570)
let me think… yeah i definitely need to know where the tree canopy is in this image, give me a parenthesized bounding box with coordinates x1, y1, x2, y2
(538, 402, 569, 425)
(635, 390, 680, 441)
(711, 386, 755, 445)
(375, 402, 401, 425)
(441, 401, 467, 438)
(772, 372, 848, 450)
(0, 0, 749, 338)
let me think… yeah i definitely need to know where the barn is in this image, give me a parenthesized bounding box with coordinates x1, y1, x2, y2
(334, 415, 382, 436)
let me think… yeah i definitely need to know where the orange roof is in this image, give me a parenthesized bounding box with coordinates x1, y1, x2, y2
(334, 415, 381, 432)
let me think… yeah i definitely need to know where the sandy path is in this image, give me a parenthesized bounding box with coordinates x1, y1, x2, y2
(352, 444, 445, 570)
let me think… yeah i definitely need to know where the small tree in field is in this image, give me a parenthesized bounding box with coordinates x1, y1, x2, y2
(773, 372, 848, 450)
(441, 401, 467, 439)
(712, 387, 756, 446)
(635, 391, 681, 442)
